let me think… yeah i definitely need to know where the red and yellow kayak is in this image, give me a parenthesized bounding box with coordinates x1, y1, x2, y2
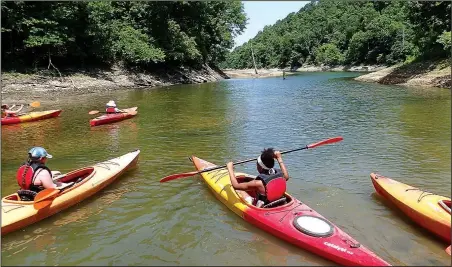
(1, 150, 140, 236)
(1, 109, 62, 125)
(370, 173, 451, 243)
(90, 107, 137, 127)
(191, 156, 390, 266)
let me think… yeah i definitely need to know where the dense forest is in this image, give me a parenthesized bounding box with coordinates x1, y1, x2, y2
(1, 1, 247, 71)
(221, 1, 451, 69)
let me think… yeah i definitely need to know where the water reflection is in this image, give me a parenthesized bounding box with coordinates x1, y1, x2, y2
(1, 74, 450, 266)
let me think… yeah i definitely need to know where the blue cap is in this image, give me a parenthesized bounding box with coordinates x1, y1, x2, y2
(28, 147, 53, 159)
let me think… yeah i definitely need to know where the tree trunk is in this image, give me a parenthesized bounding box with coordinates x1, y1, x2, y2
(250, 42, 258, 74)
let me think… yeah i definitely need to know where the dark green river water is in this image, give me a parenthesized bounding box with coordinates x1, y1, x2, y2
(1, 72, 450, 265)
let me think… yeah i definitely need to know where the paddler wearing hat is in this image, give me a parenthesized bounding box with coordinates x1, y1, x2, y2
(105, 100, 122, 114)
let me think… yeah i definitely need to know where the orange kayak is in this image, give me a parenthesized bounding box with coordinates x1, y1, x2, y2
(1, 109, 62, 125)
(1, 150, 140, 236)
(370, 173, 451, 242)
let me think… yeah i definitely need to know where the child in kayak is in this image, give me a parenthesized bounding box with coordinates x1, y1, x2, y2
(16, 147, 70, 194)
(1, 104, 24, 118)
(105, 100, 121, 114)
(226, 148, 289, 208)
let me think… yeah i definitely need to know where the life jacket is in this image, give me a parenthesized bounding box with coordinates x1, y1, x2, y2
(255, 169, 287, 203)
(105, 107, 117, 113)
(16, 162, 52, 192)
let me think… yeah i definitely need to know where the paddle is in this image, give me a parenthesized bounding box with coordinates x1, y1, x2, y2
(88, 110, 137, 115)
(2, 101, 40, 109)
(29, 101, 41, 108)
(33, 188, 60, 210)
(160, 136, 344, 183)
(32, 182, 76, 210)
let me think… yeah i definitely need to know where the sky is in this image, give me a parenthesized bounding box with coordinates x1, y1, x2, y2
(233, 1, 309, 48)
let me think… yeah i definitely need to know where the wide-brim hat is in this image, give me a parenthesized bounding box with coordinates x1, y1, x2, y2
(106, 100, 116, 107)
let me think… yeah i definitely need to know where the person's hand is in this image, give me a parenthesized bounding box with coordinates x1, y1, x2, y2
(227, 162, 233, 169)
(274, 151, 282, 160)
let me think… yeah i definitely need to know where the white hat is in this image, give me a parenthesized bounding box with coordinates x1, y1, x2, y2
(106, 100, 116, 107)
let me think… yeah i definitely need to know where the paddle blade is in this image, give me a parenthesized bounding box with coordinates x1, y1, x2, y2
(160, 170, 200, 183)
(33, 188, 59, 210)
(30, 101, 40, 108)
(446, 245, 451, 256)
(307, 136, 343, 149)
(88, 110, 100, 115)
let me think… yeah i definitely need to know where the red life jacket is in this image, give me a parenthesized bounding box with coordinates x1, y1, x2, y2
(256, 170, 287, 203)
(106, 107, 117, 113)
(16, 162, 52, 192)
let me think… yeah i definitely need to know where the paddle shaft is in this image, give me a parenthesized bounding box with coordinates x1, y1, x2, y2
(90, 111, 128, 114)
(195, 136, 343, 174)
(160, 136, 343, 183)
(195, 146, 309, 175)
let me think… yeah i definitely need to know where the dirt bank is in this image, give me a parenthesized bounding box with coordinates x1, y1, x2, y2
(354, 60, 451, 89)
(1, 64, 228, 103)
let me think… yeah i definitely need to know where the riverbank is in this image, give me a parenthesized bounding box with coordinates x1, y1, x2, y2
(223, 60, 451, 89)
(222, 65, 387, 79)
(1, 64, 228, 103)
(354, 59, 450, 89)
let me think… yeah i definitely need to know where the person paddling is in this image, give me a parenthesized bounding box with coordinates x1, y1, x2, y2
(105, 100, 121, 114)
(2, 104, 24, 118)
(16, 147, 69, 194)
(226, 148, 289, 208)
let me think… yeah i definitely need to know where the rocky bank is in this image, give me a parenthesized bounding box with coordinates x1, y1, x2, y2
(354, 60, 450, 89)
(1, 64, 228, 103)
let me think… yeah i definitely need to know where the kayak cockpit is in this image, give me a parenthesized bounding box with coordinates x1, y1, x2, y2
(438, 199, 451, 214)
(3, 167, 95, 203)
(236, 175, 293, 209)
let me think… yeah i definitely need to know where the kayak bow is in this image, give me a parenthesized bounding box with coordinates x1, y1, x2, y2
(371, 173, 451, 243)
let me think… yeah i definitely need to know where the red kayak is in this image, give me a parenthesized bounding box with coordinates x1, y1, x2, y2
(191, 156, 391, 266)
(1, 110, 62, 125)
(90, 107, 137, 127)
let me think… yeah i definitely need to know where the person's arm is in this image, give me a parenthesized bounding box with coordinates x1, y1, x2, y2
(14, 105, 24, 113)
(227, 162, 263, 191)
(35, 170, 58, 189)
(274, 151, 289, 181)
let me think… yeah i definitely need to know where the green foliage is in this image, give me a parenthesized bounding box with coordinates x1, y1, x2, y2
(437, 31, 451, 51)
(315, 44, 344, 66)
(222, 0, 449, 69)
(1, 1, 247, 69)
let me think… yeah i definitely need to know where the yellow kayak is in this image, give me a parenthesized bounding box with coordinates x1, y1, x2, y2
(1, 110, 62, 125)
(1, 150, 140, 236)
(370, 173, 451, 242)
